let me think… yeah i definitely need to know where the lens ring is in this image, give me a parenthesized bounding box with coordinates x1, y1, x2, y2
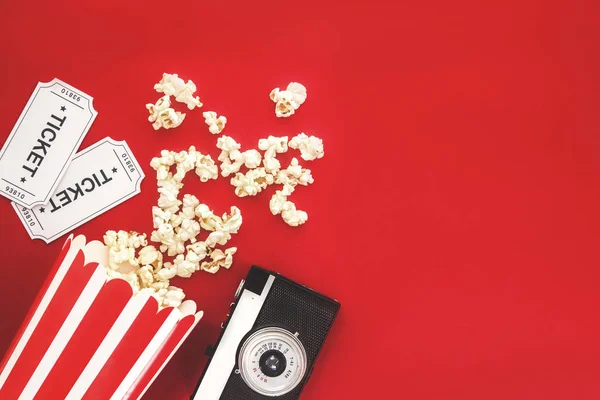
(238, 327, 307, 396)
(259, 349, 287, 377)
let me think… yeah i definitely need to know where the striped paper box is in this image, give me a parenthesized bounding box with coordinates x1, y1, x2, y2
(0, 234, 203, 399)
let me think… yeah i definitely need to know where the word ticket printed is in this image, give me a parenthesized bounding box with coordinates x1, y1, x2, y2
(0, 78, 98, 208)
(12, 137, 145, 243)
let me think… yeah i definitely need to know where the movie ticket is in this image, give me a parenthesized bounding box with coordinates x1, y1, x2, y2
(13, 137, 144, 243)
(0, 79, 98, 208)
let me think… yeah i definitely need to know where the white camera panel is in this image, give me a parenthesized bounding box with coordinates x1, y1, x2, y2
(192, 275, 275, 400)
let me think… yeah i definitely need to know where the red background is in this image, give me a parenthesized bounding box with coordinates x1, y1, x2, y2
(1, 1, 600, 399)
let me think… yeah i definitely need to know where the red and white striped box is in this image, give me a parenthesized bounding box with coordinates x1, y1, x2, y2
(0, 234, 203, 399)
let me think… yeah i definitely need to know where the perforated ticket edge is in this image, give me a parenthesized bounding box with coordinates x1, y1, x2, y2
(0, 78, 98, 208)
(11, 137, 144, 243)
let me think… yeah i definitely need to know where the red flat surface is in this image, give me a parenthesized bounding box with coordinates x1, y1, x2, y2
(1, 1, 600, 399)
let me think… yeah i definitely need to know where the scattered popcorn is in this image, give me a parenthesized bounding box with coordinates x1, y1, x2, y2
(222, 206, 243, 234)
(155, 261, 177, 281)
(187, 241, 209, 260)
(103, 230, 148, 270)
(268, 158, 314, 226)
(176, 87, 202, 111)
(205, 230, 228, 248)
(180, 194, 200, 219)
(154, 73, 203, 110)
(151, 206, 185, 257)
(201, 248, 237, 274)
(103, 230, 147, 249)
(203, 111, 227, 134)
(138, 245, 163, 271)
(159, 181, 184, 204)
(163, 235, 187, 257)
(152, 206, 172, 229)
(176, 217, 201, 243)
(281, 201, 308, 227)
(163, 286, 186, 308)
(195, 153, 219, 182)
(150, 280, 169, 292)
(170, 212, 184, 228)
(158, 109, 185, 130)
(217, 136, 244, 177)
(173, 150, 197, 182)
(146, 95, 186, 130)
(258, 135, 289, 174)
(112, 79, 325, 307)
(151, 150, 175, 173)
(217, 136, 279, 179)
(150, 218, 174, 242)
(269, 189, 288, 215)
(153, 74, 182, 96)
(242, 149, 262, 169)
(157, 187, 182, 214)
(288, 133, 324, 161)
(275, 158, 314, 187)
(146, 96, 169, 126)
(230, 168, 274, 197)
(258, 135, 289, 153)
(173, 252, 198, 278)
(269, 82, 307, 118)
(150, 153, 175, 183)
(194, 204, 221, 230)
(281, 182, 295, 196)
(217, 135, 242, 153)
(150, 147, 218, 220)
(220, 157, 244, 177)
(126, 231, 149, 248)
(137, 265, 155, 287)
(110, 144, 244, 307)
(223, 248, 237, 268)
(287, 82, 308, 105)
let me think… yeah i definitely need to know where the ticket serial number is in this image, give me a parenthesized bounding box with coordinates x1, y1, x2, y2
(6, 186, 26, 200)
(20, 207, 36, 227)
(60, 88, 82, 102)
(122, 153, 136, 173)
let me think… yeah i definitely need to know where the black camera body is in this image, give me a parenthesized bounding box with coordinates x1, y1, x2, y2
(192, 266, 340, 399)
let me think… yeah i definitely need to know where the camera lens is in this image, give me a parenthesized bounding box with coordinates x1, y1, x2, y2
(259, 350, 287, 377)
(238, 327, 307, 396)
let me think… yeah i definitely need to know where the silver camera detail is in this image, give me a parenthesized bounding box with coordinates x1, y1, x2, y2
(237, 327, 307, 396)
(192, 266, 340, 400)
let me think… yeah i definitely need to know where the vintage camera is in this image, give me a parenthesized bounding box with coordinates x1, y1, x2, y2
(192, 266, 340, 399)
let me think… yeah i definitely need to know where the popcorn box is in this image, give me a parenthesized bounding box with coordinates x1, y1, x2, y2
(0, 235, 203, 399)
